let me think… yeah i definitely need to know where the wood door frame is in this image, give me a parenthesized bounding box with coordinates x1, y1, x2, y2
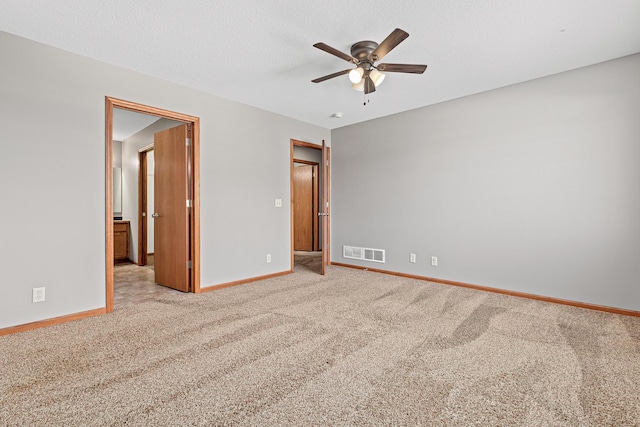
(321, 143, 331, 274)
(105, 97, 201, 313)
(290, 139, 329, 271)
(293, 159, 319, 251)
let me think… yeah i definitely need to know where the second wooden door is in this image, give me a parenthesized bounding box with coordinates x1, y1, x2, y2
(153, 124, 190, 292)
(293, 164, 318, 251)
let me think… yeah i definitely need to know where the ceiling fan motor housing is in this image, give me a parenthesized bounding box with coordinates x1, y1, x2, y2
(351, 40, 379, 65)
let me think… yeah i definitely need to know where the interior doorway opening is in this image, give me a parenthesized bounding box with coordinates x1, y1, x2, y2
(105, 97, 201, 313)
(293, 160, 320, 252)
(137, 147, 154, 268)
(290, 139, 330, 275)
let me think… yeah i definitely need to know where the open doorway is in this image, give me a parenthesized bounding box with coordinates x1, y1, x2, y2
(290, 139, 330, 275)
(293, 160, 319, 252)
(105, 97, 201, 313)
(137, 147, 154, 267)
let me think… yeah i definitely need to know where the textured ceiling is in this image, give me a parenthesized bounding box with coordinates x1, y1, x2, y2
(1, 0, 639, 129)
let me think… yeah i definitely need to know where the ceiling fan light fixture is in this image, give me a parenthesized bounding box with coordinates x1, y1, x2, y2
(370, 68, 385, 87)
(348, 67, 364, 84)
(311, 29, 427, 102)
(352, 79, 365, 92)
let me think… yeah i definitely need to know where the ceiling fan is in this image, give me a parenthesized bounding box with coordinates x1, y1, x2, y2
(311, 28, 427, 96)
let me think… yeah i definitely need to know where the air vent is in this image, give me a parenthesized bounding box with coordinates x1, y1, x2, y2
(343, 245, 385, 263)
(364, 248, 385, 262)
(343, 246, 363, 260)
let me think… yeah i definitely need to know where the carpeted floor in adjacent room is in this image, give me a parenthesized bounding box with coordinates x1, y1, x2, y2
(1, 263, 639, 426)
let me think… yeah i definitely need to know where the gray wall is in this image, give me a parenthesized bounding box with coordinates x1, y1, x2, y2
(113, 140, 123, 216)
(293, 145, 322, 164)
(331, 53, 640, 312)
(113, 140, 122, 168)
(121, 118, 183, 262)
(0, 31, 329, 329)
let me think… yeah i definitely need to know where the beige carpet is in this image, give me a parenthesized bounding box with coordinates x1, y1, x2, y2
(293, 251, 322, 275)
(1, 264, 639, 426)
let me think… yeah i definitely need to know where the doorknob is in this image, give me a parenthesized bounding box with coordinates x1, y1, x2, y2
(152, 213, 159, 218)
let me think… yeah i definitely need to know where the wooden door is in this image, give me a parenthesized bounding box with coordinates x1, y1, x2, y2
(153, 124, 190, 292)
(293, 164, 316, 251)
(321, 141, 331, 275)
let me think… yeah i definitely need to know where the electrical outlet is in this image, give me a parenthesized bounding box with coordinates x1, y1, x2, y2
(266, 254, 272, 263)
(274, 199, 282, 208)
(410, 253, 416, 263)
(33, 287, 45, 303)
(431, 256, 438, 267)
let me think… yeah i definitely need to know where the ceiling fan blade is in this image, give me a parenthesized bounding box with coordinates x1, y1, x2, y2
(313, 42, 356, 63)
(370, 28, 409, 61)
(311, 69, 351, 83)
(364, 75, 376, 94)
(377, 63, 427, 74)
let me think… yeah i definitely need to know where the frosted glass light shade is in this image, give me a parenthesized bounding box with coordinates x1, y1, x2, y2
(348, 67, 364, 84)
(370, 68, 385, 86)
(352, 79, 365, 92)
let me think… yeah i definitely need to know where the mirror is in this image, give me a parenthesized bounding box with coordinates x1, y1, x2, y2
(113, 167, 122, 215)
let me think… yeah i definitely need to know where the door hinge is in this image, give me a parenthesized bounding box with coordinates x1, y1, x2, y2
(187, 260, 192, 269)
(186, 199, 192, 208)
(186, 138, 192, 147)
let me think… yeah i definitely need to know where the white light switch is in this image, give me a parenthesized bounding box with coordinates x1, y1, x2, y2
(275, 198, 282, 208)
